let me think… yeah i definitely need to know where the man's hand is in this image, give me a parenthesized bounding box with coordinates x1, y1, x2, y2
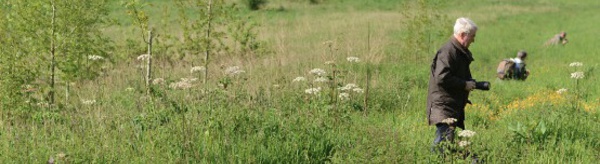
(465, 81, 476, 91)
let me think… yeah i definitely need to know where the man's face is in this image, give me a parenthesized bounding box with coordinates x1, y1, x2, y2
(461, 31, 477, 49)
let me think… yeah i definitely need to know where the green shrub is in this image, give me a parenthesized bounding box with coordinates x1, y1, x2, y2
(246, 0, 267, 10)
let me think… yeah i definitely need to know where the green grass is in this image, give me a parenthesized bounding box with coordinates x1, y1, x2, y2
(1, 0, 600, 163)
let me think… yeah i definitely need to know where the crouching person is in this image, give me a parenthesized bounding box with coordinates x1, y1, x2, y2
(497, 50, 529, 80)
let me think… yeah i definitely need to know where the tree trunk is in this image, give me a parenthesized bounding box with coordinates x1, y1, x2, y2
(146, 30, 153, 95)
(203, 0, 213, 85)
(49, 0, 56, 104)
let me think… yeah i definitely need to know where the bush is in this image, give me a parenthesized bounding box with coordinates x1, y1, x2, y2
(246, 0, 267, 10)
(310, 0, 324, 4)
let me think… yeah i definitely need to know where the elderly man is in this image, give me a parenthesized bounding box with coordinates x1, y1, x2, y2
(545, 31, 568, 46)
(427, 17, 477, 154)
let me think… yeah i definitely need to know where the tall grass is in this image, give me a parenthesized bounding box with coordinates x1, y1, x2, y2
(1, 0, 600, 163)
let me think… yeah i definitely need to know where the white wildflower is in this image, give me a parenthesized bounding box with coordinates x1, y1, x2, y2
(314, 77, 329, 83)
(556, 88, 568, 94)
(339, 92, 350, 101)
(570, 71, 584, 79)
(338, 83, 358, 91)
(22, 84, 36, 92)
(309, 68, 327, 76)
(225, 66, 245, 76)
(325, 61, 335, 65)
(126, 87, 134, 91)
(190, 66, 206, 73)
(347, 56, 361, 63)
(81, 99, 96, 105)
(441, 118, 457, 124)
(458, 141, 471, 147)
(304, 87, 322, 95)
(152, 78, 165, 85)
(56, 152, 66, 159)
(37, 102, 50, 107)
(169, 81, 192, 90)
(352, 88, 364, 93)
(292, 76, 306, 82)
(458, 130, 476, 138)
(181, 77, 198, 83)
(569, 62, 583, 67)
(88, 55, 104, 61)
(137, 54, 150, 61)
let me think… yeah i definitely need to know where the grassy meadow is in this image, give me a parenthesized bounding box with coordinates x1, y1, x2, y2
(1, 0, 599, 163)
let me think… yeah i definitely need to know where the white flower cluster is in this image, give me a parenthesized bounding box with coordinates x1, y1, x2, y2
(225, 66, 245, 76)
(338, 83, 364, 93)
(570, 71, 584, 79)
(169, 81, 192, 90)
(137, 54, 150, 61)
(292, 76, 306, 82)
(556, 88, 568, 94)
(325, 61, 335, 65)
(190, 66, 206, 73)
(458, 130, 476, 138)
(458, 141, 471, 147)
(347, 56, 360, 63)
(441, 118, 457, 124)
(353, 88, 364, 93)
(309, 68, 327, 76)
(168, 78, 197, 90)
(314, 77, 329, 83)
(152, 78, 165, 85)
(88, 55, 104, 61)
(126, 87, 134, 91)
(37, 102, 50, 107)
(180, 77, 198, 83)
(81, 99, 96, 105)
(338, 92, 350, 101)
(304, 87, 322, 95)
(339, 83, 358, 91)
(569, 62, 583, 67)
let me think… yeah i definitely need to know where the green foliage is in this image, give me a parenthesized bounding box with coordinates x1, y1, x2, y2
(246, 0, 268, 10)
(0, 0, 113, 106)
(399, 0, 449, 62)
(309, 0, 324, 4)
(1, 0, 600, 163)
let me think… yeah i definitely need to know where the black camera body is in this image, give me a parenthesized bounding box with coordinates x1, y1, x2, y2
(475, 81, 490, 91)
(470, 79, 490, 91)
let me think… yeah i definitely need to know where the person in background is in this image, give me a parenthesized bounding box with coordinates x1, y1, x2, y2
(496, 50, 530, 81)
(545, 31, 568, 46)
(511, 50, 529, 80)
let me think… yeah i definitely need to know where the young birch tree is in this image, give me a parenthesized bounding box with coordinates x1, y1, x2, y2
(0, 0, 113, 107)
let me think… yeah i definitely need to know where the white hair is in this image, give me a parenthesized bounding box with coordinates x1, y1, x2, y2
(453, 17, 478, 36)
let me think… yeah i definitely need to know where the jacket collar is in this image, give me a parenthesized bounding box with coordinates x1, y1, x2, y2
(450, 36, 474, 62)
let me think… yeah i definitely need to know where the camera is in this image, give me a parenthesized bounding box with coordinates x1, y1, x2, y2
(475, 81, 490, 91)
(469, 79, 490, 91)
